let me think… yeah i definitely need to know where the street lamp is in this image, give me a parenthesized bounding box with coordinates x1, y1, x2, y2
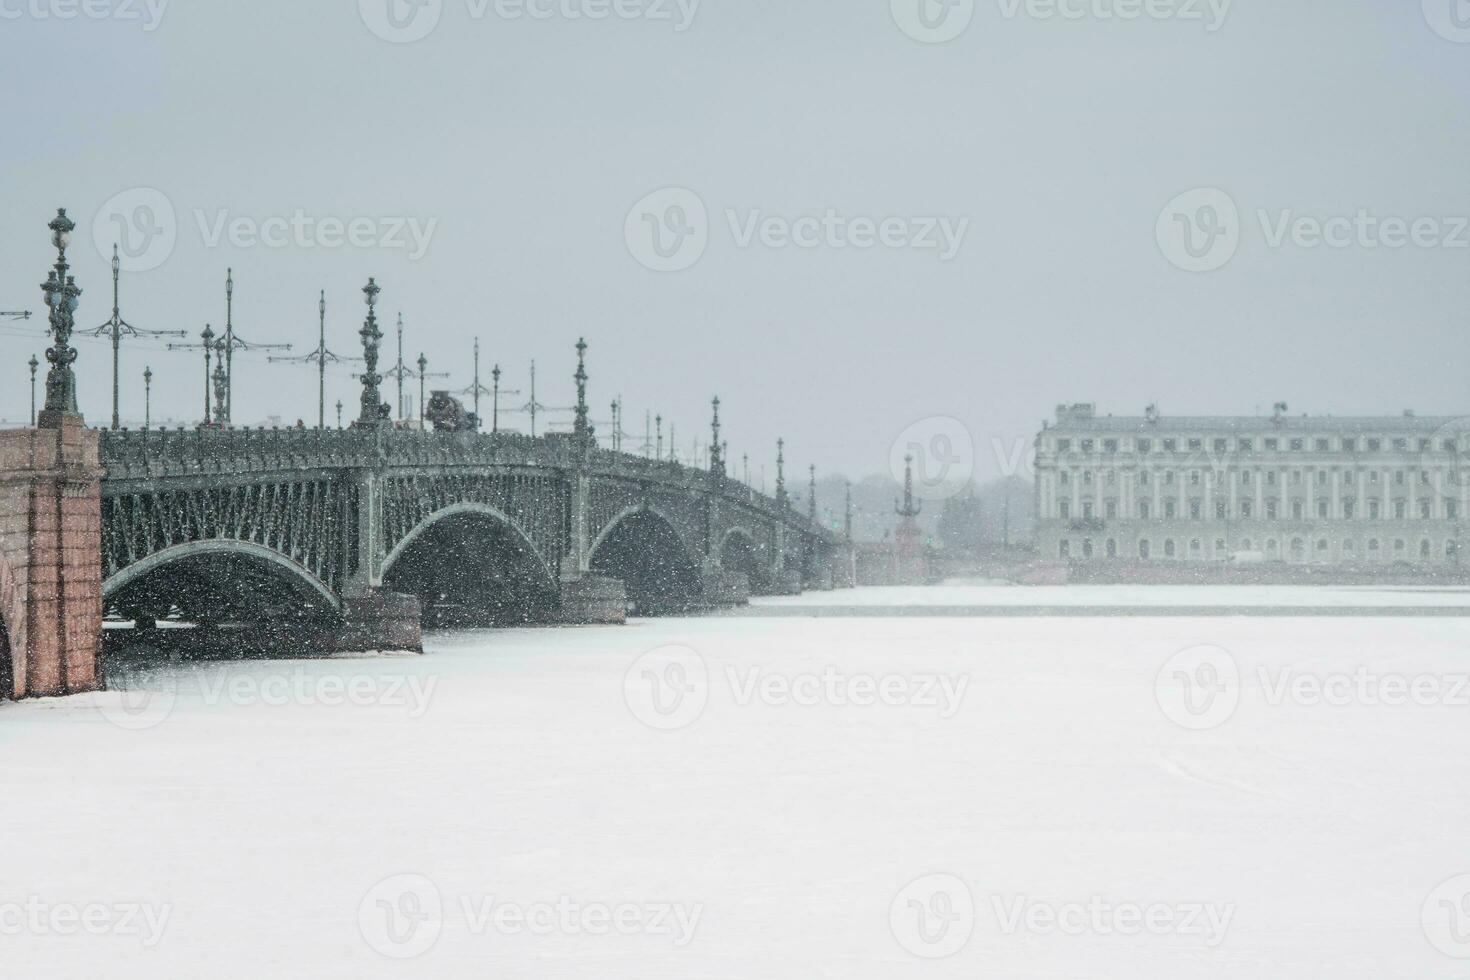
(143, 366, 152, 430)
(417, 352, 427, 424)
(335, 399, 343, 430)
(201, 324, 216, 425)
(28, 355, 38, 426)
(356, 278, 386, 427)
(39, 209, 82, 418)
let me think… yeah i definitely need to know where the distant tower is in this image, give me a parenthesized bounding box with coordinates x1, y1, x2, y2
(891, 454, 928, 585)
(775, 438, 788, 507)
(709, 396, 725, 477)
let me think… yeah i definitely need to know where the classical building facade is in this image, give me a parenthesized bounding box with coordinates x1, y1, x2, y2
(1035, 404, 1470, 566)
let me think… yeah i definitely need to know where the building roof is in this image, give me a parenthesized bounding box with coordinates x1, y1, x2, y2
(1048, 413, 1462, 435)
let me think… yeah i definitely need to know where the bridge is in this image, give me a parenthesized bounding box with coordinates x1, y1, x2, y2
(0, 209, 853, 700)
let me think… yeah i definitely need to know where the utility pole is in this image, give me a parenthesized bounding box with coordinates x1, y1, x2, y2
(385, 312, 412, 420)
(89, 243, 185, 429)
(218, 268, 292, 424)
(169, 325, 217, 425)
(28, 355, 38, 426)
(268, 291, 358, 429)
(515, 359, 571, 437)
(460, 339, 493, 431)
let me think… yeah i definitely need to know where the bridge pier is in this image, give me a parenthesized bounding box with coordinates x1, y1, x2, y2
(0, 414, 104, 699)
(335, 590, 423, 653)
(702, 563, 750, 609)
(557, 570, 627, 625)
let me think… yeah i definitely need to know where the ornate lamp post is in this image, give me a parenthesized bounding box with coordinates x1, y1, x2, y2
(200, 325, 216, 424)
(39, 209, 82, 418)
(655, 414, 663, 461)
(775, 438, 788, 507)
(212, 336, 229, 425)
(809, 464, 817, 523)
(573, 338, 590, 442)
(491, 364, 501, 433)
(417, 353, 428, 424)
(335, 399, 343, 429)
(143, 366, 153, 429)
(709, 396, 724, 478)
(28, 355, 38, 426)
(355, 278, 387, 427)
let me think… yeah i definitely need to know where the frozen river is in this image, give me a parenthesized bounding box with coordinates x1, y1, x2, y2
(5, 585, 1470, 978)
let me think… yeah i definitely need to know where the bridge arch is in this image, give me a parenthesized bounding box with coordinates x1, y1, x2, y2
(381, 502, 561, 626)
(104, 540, 342, 617)
(591, 504, 704, 615)
(716, 526, 770, 592)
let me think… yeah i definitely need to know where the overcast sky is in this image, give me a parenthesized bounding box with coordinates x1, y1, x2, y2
(2, 0, 1468, 486)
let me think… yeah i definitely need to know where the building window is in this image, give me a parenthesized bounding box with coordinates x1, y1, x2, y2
(1292, 471, 1303, 486)
(1421, 501, 1432, 519)
(1369, 501, 1380, 519)
(1267, 471, 1277, 486)
(1213, 439, 1227, 453)
(1189, 501, 1201, 520)
(1317, 500, 1329, 519)
(1106, 470, 1116, 486)
(1059, 501, 1070, 519)
(1369, 539, 1380, 553)
(1316, 470, 1327, 486)
(1082, 539, 1093, 558)
(1165, 502, 1177, 519)
(1190, 538, 1202, 555)
(1163, 439, 1177, 452)
(1342, 439, 1356, 452)
(1422, 470, 1432, 485)
(1395, 539, 1406, 552)
(1291, 439, 1304, 451)
(1216, 501, 1227, 519)
(1395, 501, 1406, 519)
(1216, 538, 1228, 552)
(1057, 439, 1071, 452)
(1138, 470, 1150, 486)
(1317, 538, 1329, 552)
(1395, 471, 1406, 486)
(1421, 540, 1432, 559)
(1242, 471, 1252, 485)
(1446, 439, 1458, 452)
(1106, 539, 1117, 558)
(1139, 501, 1150, 519)
(1083, 502, 1094, 520)
(1106, 501, 1117, 519)
(1421, 439, 1432, 452)
(1291, 538, 1305, 559)
(1190, 470, 1201, 486)
(1265, 438, 1279, 451)
(1367, 439, 1381, 451)
(1081, 440, 1094, 453)
(1188, 439, 1202, 451)
(1343, 499, 1355, 519)
(1103, 439, 1117, 453)
(1060, 471, 1071, 486)
(1241, 501, 1253, 519)
(1164, 539, 1176, 558)
(1083, 470, 1094, 485)
(1239, 439, 1253, 452)
(1370, 472, 1379, 484)
(1293, 502, 1304, 520)
(1267, 539, 1279, 555)
(1059, 540, 1071, 558)
(1139, 539, 1151, 559)
(1165, 471, 1176, 486)
(1450, 501, 1460, 520)
(1316, 438, 1330, 451)
(1267, 500, 1278, 520)
(1393, 438, 1408, 451)
(1137, 439, 1152, 453)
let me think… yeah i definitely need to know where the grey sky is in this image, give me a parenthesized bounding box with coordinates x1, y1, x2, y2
(2, 0, 1468, 486)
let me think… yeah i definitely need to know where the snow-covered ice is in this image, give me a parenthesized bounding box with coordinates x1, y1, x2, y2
(4, 587, 1470, 978)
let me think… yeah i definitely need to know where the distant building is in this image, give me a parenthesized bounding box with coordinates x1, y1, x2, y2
(1035, 403, 1470, 566)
